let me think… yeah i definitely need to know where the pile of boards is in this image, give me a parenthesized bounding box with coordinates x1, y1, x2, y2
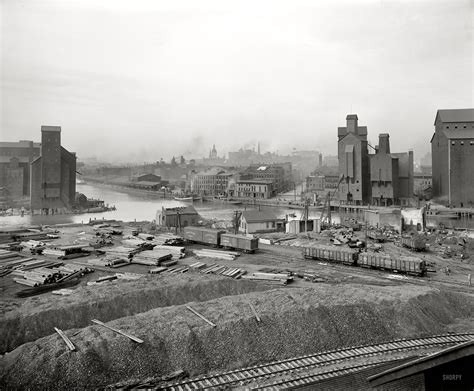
(132, 250, 174, 266)
(188, 261, 246, 279)
(193, 248, 239, 261)
(242, 271, 293, 285)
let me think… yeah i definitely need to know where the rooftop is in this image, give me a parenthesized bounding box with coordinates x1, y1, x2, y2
(435, 108, 474, 124)
(241, 210, 281, 223)
(41, 125, 61, 132)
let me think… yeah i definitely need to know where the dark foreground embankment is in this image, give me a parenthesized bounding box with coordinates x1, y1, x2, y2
(0, 274, 269, 354)
(1, 284, 472, 389)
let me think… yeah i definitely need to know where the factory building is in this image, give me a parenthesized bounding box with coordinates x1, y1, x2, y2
(431, 108, 474, 207)
(0, 140, 41, 198)
(30, 126, 77, 213)
(337, 114, 371, 205)
(370, 134, 414, 206)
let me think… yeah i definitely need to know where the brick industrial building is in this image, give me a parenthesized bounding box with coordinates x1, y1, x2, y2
(431, 108, 474, 207)
(337, 114, 371, 205)
(30, 126, 77, 213)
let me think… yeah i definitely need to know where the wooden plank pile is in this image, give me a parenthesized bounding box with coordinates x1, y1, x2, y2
(189, 261, 246, 279)
(105, 246, 139, 259)
(241, 271, 293, 285)
(193, 248, 240, 261)
(151, 233, 184, 246)
(132, 250, 173, 266)
(88, 256, 130, 268)
(152, 245, 185, 260)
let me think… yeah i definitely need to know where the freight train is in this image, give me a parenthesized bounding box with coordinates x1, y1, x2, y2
(182, 227, 259, 253)
(302, 244, 426, 276)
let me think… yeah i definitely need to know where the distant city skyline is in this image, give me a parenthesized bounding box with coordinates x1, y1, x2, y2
(2, 0, 472, 162)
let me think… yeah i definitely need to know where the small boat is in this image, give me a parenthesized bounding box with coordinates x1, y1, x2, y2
(174, 197, 193, 202)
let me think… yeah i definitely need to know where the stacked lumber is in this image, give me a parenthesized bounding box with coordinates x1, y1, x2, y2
(88, 256, 129, 268)
(241, 272, 293, 285)
(122, 238, 146, 247)
(137, 233, 154, 240)
(188, 261, 246, 279)
(42, 248, 65, 258)
(193, 249, 239, 261)
(105, 246, 138, 259)
(152, 245, 185, 259)
(152, 233, 184, 246)
(149, 266, 168, 274)
(132, 250, 172, 266)
(12, 266, 70, 286)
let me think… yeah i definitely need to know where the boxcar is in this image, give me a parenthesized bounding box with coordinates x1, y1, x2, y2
(401, 236, 426, 251)
(358, 252, 393, 270)
(303, 245, 357, 266)
(221, 233, 259, 253)
(182, 227, 225, 246)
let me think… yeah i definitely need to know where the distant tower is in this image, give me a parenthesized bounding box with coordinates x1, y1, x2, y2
(210, 144, 217, 159)
(258, 141, 261, 155)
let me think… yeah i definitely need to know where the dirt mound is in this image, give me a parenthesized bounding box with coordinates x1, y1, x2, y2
(1, 284, 472, 389)
(0, 274, 269, 354)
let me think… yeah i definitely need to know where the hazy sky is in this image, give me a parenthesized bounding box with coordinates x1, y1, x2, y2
(1, 0, 473, 162)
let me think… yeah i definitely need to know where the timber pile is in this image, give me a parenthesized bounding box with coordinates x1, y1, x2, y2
(152, 245, 185, 260)
(88, 256, 129, 268)
(105, 246, 139, 259)
(152, 233, 184, 246)
(11, 263, 90, 287)
(132, 250, 172, 266)
(193, 249, 239, 261)
(122, 238, 146, 247)
(189, 261, 246, 279)
(241, 271, 293, 285)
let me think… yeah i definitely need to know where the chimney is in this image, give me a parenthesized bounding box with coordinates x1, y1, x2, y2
(378, 133, 390, 154)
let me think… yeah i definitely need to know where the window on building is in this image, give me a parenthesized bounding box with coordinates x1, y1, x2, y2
(452, 141, 455, 145)
(455, 126, 458, 129)
(461, 141, 464, 145)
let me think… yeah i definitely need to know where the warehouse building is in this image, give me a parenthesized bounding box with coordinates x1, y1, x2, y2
(190, 168, 234, 196)
(431, 108, 474, 207)
(239, 210, 285, 234)
(30, 126, 77, 213)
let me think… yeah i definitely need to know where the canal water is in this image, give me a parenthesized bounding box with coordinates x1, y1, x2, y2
(0, 184, 327, 228)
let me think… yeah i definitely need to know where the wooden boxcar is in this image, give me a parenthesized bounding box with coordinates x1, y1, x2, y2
(182, 227, 225, 246)
(302, 245, 357, 265)
(220, 233, 259, 253)
(401, 236, 426, 252)
(358, 252, 426, 276)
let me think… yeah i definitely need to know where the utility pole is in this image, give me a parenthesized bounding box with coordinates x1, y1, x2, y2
(234, 210, 242, 234)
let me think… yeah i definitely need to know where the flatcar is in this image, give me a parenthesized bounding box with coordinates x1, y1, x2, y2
(401, 236, 426, 252)
(221, 233, 258, 253)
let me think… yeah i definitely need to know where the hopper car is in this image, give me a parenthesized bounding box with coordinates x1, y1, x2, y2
(302, 244, 426, 276)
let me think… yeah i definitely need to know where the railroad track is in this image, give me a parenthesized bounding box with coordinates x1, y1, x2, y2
(158, 333, 474, 390)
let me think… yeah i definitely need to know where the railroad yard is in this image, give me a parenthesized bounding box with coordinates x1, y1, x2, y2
(0, 220, 473, 389)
